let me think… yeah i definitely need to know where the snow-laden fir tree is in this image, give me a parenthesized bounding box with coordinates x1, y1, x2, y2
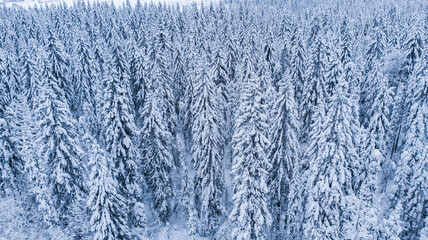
(300, 19, 328, 143)
(287, 50, 329, 240)
(140, 88, 174, 224)
(302, 72, 362, 239)
(363, 64, 394, 193)
(229, 57, 272, 240)
(45, 29, 72, 108)
(267, 69, 300, 239)
(70, 34, 97, 124)
(34, 51, 84, 224)
(402, 19, 424, 75)
(18, 39, 39, 107)
(129, 44, 146, 123)
(325, 46, 342, 98)
(191, 51, 225, 236)
(396, 46, 427, 240)
(145, 20, 176, 133)
(298, 99, 327, 240)
(88, 140, 129, 240)
(263, 31, 276, 78)
(346, 76, 393, 238)
(210, 43, 229, 126)
(360, 19, 386, 128)
(0, 117, 22, 195)
(289, 27, 306, 106)
(103, 26, 141, 202)
(0, 49, 19, 107)
(390, 18, 425, 157)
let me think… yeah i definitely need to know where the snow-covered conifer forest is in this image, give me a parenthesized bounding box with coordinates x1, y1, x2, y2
(0, 0, 427, 239)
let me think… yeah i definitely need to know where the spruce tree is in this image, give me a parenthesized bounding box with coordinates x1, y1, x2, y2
(360, 21, 386, 128)
(18, 40, 39, 107)
(0, 117, 22, 195)
(289, 27, 306, 106)
(140, 88, 174, 224)
(396, 47, 427, 240)
(229, 58, 272, 240)
(88, 141, 129, 240)
(268, 69, 300, 239)
(192, 52, 225, 236)
(102, 28, 143, 232)
(303, 75, 362, 239)
(34, 52, 84, 224)
(45, 29, 72, 109)
(300, 24, 328, 143)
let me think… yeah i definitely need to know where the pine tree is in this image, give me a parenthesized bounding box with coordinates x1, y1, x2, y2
(268, 69, 300, 239)
(229, 59, 272, 240)
(192, 52, 225, 236)
(88, 141, 129, 240)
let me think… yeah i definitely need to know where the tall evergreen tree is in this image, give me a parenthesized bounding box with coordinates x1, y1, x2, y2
(140, 88, 174, 224)
(289, 27, 306, 106)
(88, 141, 129, 240)
(102, 27, 141, 222)
(390, 19, 425, 157)
(303, 74, 362, 239)
(70, 34, 98, 124)
(396, 47, 427, 240)
(360, 19, 386, 127)
(0, 117, 22, 195)
(45, 29, 72, 109)
(229, 58, 272, 240)
(34, 52, 84, 224)
(18, 39, 39, 107)
(300, 23, 328, 143)
(268, 69, 300, 239)
(192, 52, 225, 236)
